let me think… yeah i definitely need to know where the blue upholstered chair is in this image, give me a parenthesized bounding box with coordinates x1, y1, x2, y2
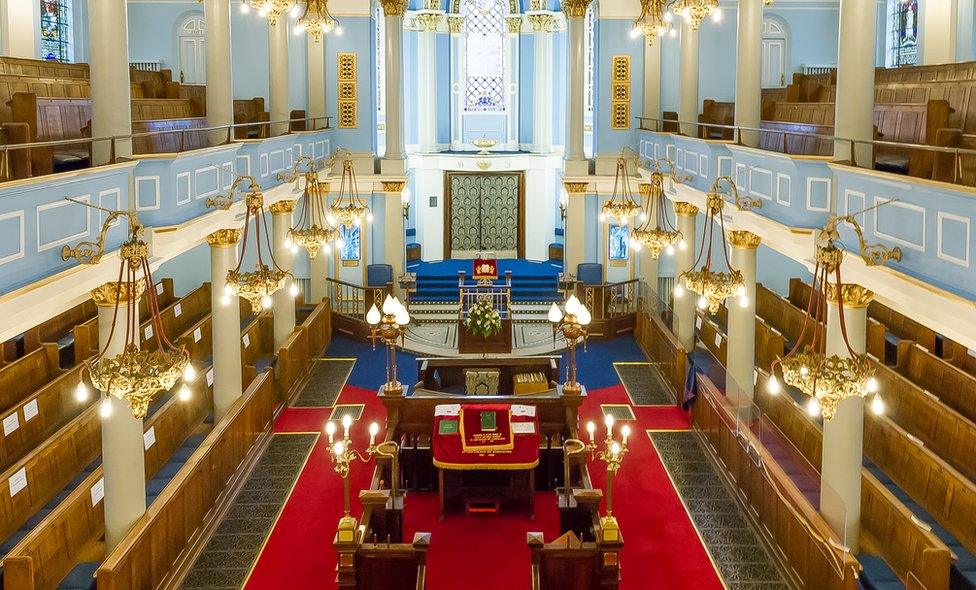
(576, 263, 603, 286)
(366, 264, 394, 287)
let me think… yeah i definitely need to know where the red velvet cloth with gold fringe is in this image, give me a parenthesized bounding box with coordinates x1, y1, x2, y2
(433, 403, 540, 470)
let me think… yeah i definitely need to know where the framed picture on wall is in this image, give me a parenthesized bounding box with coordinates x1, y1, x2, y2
(608, 224, 629, 267)
(340, 225, 361, 267)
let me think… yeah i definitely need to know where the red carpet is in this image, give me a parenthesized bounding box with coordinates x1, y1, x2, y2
(245, 380, 724, 589)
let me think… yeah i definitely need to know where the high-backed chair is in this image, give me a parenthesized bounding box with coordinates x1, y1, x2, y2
(367, 264, 394, 288)
(576, 263, 603, 286)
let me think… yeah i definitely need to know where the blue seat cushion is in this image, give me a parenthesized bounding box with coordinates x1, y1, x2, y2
(147, 477, 170, 497)
(366, 264, 394, 287)
(56, 333, 75, 349)
(1, 529, 28, 555)
(254, 356, 276, 373)
(859, 554, 901, 590)
(405, 228, 416, 238)
(155, 461, 183, 480)
(24, 508, 52, 530)
(58, 561, 99, 590)
(576, 263, 603, 286)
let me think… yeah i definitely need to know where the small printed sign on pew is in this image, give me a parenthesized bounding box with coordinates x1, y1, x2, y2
(90, 477, 104, 506)
(194, 328, 202, 342)
(8, 467, 27, 497)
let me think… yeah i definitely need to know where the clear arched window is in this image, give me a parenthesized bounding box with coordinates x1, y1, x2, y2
(887, 0, 917, 66)
(462, 0, 508, 113)
(40, 0, 73, 62)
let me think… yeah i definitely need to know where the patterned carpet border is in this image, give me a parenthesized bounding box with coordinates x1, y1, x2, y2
(291, 359, 355, 407)
(649, 430, 791, 590)
(614, 362, 675, 406)
(181, 433, 318, 590)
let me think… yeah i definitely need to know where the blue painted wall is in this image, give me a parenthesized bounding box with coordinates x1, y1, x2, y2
(594, 18, 643, 155)
(326, 16, 377, 153)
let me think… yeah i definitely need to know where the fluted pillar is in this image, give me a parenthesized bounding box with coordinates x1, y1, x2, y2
(271, 201, 298, 348)
(417, 13, 442, 152)
(310, 184, 331, 303)
(204, 0, 234, 144)
(958, 0, 975, 61)
(91, 282, 146, 550)
(820, 283, 873, 551)
(383, 181, 407, 295)
(678, 18, 699, 137)
(530, 13, 555, 153)
(269, 17, 290, 136)
(726, 231, 760, 407)
(563, 0, 591, 175)
(563, 182, 588, 277)
(735, 0, 762, 147)
(307, 34, 327, 128)
(381, 0, 406, 173)
(88, 0, 133, 164)
(208, 229, 244, 418)
(833, 0, 876, 166)
(673, 202, 698, 350)
(642, 38, 661, 124)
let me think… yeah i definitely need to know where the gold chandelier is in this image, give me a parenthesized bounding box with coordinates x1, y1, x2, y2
(599, 156, 643, 226)
(629, 159, 685, 259)
(674, 189, 743, 314)
(282, 157, 342, 259)
(241, 0, 298, 25)
(328, 156, 373, 229)
(209, 176, 293, 314)
(294, 0, 340, 41)
(766, 208, 901, 420)
(632, 0, 673, 44)
(61, 201, 193, 419)
(671, 0, 719, 30)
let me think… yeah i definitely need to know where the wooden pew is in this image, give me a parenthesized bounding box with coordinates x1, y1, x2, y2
(351, 535, 431, 590)
(73, 279, 177, 362)
(698, 99, 734, 140)
(93, 373, 273, 590)
(131, 117, 208, 154)
(241, 314, 276, 390)
(528, 530, 619, 590)
(693, 375, 862, 590)
(233, 97, 270, 139)
(942, 339, 976, 377)
(0, 74, 89, 122)
(0, 57, 89, 80)
(895, 341, 976, 426)
(2, 378, 216, 590)
(302, 297, 333, 359)
(7, 93, 92, 177)
(9, 298, 97, 365)
(0, 344, 62, 415)
(876, 61, 976, 84)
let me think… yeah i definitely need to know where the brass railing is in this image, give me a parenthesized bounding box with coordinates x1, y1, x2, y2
(458, 274, 512, 320)
(326, 277, 387, 322)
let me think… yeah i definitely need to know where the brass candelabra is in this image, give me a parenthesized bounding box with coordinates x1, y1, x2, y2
(570, 415, 630, 518)
(548, 294, 591, 395)
(367, 295, 410, 395)
(325, 416, 401, 530)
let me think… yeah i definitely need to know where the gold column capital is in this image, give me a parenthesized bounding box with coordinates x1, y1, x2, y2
(379, 0, 408, 16)
(416, 12, 443, 31)
(727, 230, 761, 249)
(673, 201, 699, 217)
(207, 228, 242, 247)
(563, 181, 589, 194)
(825, 283, 875, 308)
(447, 15, 465, 32)
(561, 0, 592, 18)
(269, 200, 297, 214)
(527, 13, 556, 32)
(505, 15, 523, 34)
(90, 280, 146, 307)
(381, 180, 407, 193)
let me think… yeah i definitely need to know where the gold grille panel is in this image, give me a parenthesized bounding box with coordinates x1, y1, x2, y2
(337, 52, 358, 128)
(610, 55, 631, 130)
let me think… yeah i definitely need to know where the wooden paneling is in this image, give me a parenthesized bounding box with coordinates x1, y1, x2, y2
(0, 344, 62, 414)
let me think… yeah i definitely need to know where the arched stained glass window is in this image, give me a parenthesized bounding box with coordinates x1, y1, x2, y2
(887, 0, 917, 66)
(463, 0, 507, 113)
(40, 0, 73, 62)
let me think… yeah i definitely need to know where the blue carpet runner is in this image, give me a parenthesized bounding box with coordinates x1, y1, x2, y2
(407, 259, 563, 302)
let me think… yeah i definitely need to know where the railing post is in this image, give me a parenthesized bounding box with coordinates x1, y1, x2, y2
(110, 137, 116, 164)
(179, 130, 185, 152)
(955, 148, 961, 184)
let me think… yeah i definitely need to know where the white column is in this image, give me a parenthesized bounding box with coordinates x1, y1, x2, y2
(726, 231, 760, 407)
(3, 0, 39, 58)
(88, 0, 133, 164)
(532, 25, 554, 153)
(381, 0, 406, 173)
(310, 183, 330, 303)
(417, 16, 440, 152)
(563, 183, 587, 276)
(833, 0, 877, 166)
(204, 0, 234, 145)
(735, 0, 762, 147)
(820, 283, 873, 552)
(269, 17, 290, 136)
(673, 202, 698, 350)
(921, 0, 958, 64)
(642, 38, 662, 123)
(383, 182, 407, 294)
(208, 229, 244, 418)
(678, 18, 699, 137)
(957, 0, 975, 61)
(271, 201, 297, 348)
(563, 0, 590, 175)
(307, 35, 327, 128)
(92, 282, 146, 550)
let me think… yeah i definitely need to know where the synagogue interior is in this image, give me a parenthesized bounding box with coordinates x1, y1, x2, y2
(0, 0, 974, 588)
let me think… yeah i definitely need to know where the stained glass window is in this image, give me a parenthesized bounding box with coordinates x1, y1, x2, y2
(40, 0, 73, 63)
(375, 1, 385, 114)
(340, 225, 361, 262)
(463, 0, 506, 112)
(887, 0, 917, 67)
(584, 3, 595, 117)
(608, 224, 629, 260)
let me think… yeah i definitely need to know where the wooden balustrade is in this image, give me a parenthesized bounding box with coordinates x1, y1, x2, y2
(94, 372, 273, 590)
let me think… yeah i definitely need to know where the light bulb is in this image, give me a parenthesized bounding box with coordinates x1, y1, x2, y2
(712, 7, 722, 22)
(585, 421, 596, 436)
(547, 302, 563, 323)
(333, 441, 345, 455)
(290, 282, 300, 296)
(865, 376, 879, 393)
(293, 24, 305, 35)
(366, 304, 381, 325)
(577, 306, 592, 326)
(604, 413, 615, 430)
(100, 398, 113, 418)
(354, 217, 362, 227)
(74, 382, 90, 402)
(325, 421, 337, 437)
(697, 296, 707, 310)
(621, 424, 631, 442)
(565, 294, 582, 316)
(183, 364, 197, 382)
(599, 212, 607, 222)
(806, 397, 821, 417)
(290, 4, 301, 17)
(285, 236, 294, 247)
(335, 26, 344, 35)
(665, 245, 675, 256)
(766, 376, 781, 394)
(261, 295, 273, 309)
(290, 243, 299, 254)
(240, 2, 250, 13)
(366, 212, 374, 223)
(394, 307, 410, 326)
(669, 28, 676, 38)
(179, 384, 191, 402)
(799, 365, 809, 376)
(335, 238, 345, 250)
(220, 295, 231, 307)
(369, 422, 380, 437)
(621, 217, 629, 226)
(639, 212, 648, 223)
(610, 441, 621, 457)
(871, 394, 885, 416)
(630, 239, 642, 251)
(738, 295, 749, 308)
(678, 239, 687, 251)
(326, 213, 337, 225)
(342, 414, 353, 430)
(224, 284, 234, 296)
(735, 284, 745, 297)
(630, 26, 641, 39)
(382, 294, 398, 315)
(674, 283, 685, 298)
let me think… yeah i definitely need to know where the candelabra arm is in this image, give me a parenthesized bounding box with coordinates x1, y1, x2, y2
(562, 438, 589, 507)
(60, 198, 143, 264)
(368, 440, 401, 508)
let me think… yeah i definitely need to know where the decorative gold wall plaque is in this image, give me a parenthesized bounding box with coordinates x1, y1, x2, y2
(337, 52, 358, 129)
(610, 55, 631, 130)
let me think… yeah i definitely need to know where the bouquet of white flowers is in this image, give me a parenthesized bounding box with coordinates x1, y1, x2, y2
(465, 299, 502, 339)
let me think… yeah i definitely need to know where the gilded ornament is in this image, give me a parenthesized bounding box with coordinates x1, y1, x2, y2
(824, 283, 875, 309)
(563, 181, 589, 194)
(89, 345, 190, 419)
(727, 230, 761, 249)
(505, 15, 523, 33)
(207, 229, 242, 247)
(269, 200, 298, 214)
(673, 202, 699, 217)
(379, 0, 408, 16)
(382, 181, 407, 193)
(424, 0, 442, 8)
(529, 0, 546, 10)
(448, 15, 465, 32)
(476, 161, 492, 170)
(90, 280, 147, 307)
(561, 0, 592, 17)
(416, 12, 443, 31)
(527, 13, 556, 32)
